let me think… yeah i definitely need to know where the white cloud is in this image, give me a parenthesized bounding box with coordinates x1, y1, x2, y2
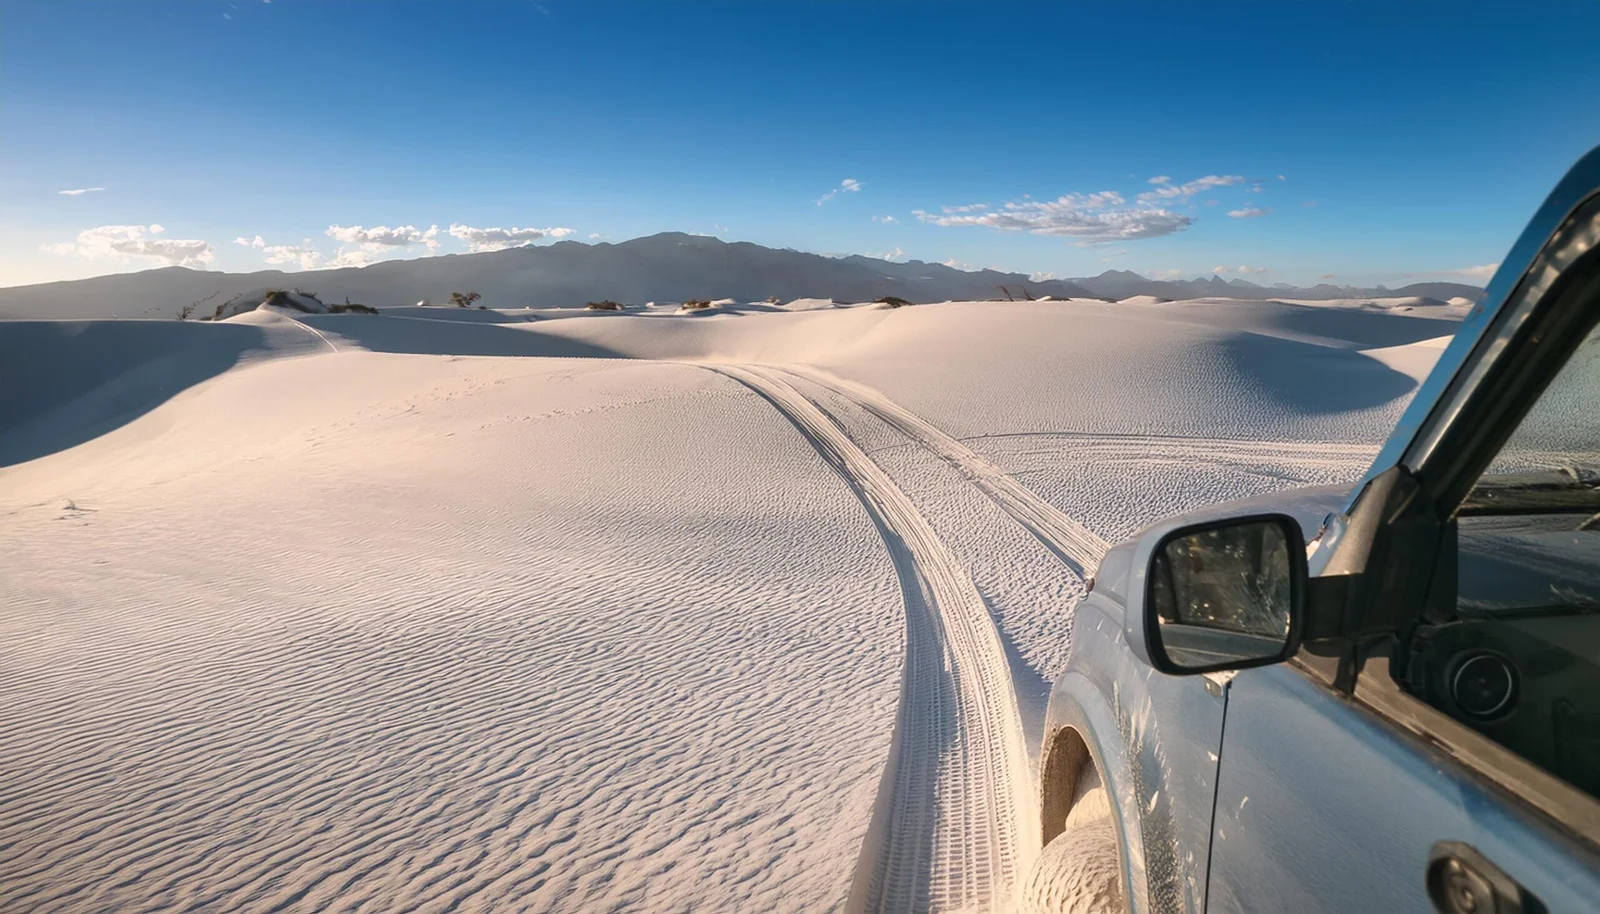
(1385, 263, 1500, 283)
(43, 224, 214, 268)
(1238, 265, 1269, 274)
(940, 258, 976, 271)
(1213, 264, 1269, 275)
(235, 233, 325, 270)
(447, 223, 575, 253)
(326, 224, 440, 251)
(1450, 263, 1500, 280)
(1147, 268, 1186, 280)
(868, 246, 906, 262)
(589, 232, 603, 239)
(1136, 175, 1245, 203)
(916, 171, 1263, 243)
(1029, 271, 1056, 281)
(916, 191, 1191, 243)
(326, 248, 379, 269)
(263, 242, 324, 270)
(1227, 207, 1270, 218)
(872, 214, 898, 223)
(58, 187, 106, 196)
(816, 177, 863, 205)
(1320, 273, 1337, 280)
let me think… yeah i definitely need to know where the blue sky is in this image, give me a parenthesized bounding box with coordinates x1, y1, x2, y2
(4, 0, 1599, 288)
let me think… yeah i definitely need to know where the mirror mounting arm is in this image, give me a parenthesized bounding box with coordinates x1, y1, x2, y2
(1301, 573, 1357, 643)
(1297, 572, 1363, 693)
(1313, 465, 1449, 668)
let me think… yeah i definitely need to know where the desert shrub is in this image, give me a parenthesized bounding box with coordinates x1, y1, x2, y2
(328, 296, 378, 315)
(449, 291, 482, 308)
(764, 295, 782, 305)
(875, 295, 915, 308)
(586, 300, 625, 311)
(478, 305, 488, 310)
(680, 299, 713, 311)
(258, 289, 325, 313)
(180, 291, 221, 321)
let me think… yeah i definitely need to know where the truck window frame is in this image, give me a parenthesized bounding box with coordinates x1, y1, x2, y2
(1348, 187, 1600, 850)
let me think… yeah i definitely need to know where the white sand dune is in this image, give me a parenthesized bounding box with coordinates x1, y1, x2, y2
(0, 298, 1456, 912)
(1360, 333, 1456, 383)
(782, 297, 841, 311)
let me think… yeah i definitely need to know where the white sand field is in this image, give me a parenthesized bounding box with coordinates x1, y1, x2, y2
(0, 297, 1456, 912)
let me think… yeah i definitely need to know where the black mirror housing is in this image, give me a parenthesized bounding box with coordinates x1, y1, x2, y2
(1143, 513, 1307, 676)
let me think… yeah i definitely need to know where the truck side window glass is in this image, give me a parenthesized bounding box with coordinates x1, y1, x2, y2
(1409, 325, 1600, 800)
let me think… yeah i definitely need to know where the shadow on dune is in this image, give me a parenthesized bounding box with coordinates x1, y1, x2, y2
(301, 313, 630, 359)
(0, 321, 275, 466)
(1174, 301, 1460, 348)
(374, 307, 539, 325)
(3, 307, 1445, 468)
(1221, 332, 1420, 415)
(2, 314, 636, 466)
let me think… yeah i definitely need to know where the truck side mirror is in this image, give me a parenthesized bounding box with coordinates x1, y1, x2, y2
(1142, 514, 1306, 675)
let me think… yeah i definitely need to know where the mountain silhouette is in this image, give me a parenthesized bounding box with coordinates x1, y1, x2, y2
(0, 233, 1484, 320)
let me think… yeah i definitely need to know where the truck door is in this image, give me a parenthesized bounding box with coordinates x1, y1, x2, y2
(1210, 156, 1600, 912)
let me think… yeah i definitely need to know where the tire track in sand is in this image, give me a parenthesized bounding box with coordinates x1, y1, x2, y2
(771, 365, 1111, 577)
(272, 310, 342, 354)
(707, 365, 1034, 914)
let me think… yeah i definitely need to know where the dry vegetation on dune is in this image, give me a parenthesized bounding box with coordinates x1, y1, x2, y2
(264, 289, 323, 312)
(586, 300, 626, 311)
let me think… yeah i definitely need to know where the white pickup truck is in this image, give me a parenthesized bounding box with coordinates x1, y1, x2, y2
(1037, 146, 1600, 913)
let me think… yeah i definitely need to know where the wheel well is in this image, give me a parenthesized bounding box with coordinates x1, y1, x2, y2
(1040, 725, 1094, 845)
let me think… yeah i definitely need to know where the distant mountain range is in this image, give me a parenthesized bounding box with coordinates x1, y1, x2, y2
(0, 232, 1486, 320)
(1065, 268, 1482, 304)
